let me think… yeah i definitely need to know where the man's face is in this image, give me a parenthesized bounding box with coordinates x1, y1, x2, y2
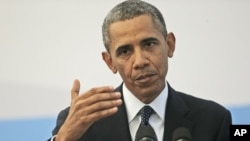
(102, 15, 175, 103)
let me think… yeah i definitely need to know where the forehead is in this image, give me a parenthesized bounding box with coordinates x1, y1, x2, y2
(108, 15, 163, 50)
(109, 14, 158, 36)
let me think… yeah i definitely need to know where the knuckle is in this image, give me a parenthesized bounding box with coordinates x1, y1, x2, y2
(73, 100, 83, 110)
(97, 111, 106, 117)
(93, 94, 103, 100)
(95, 102, 104, 108)
(81, 116, 92, 123)
(112, 99, 119, 105)
(89, 87, 98, 93)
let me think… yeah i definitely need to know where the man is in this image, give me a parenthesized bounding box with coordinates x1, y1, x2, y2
(48, 0, 232, 141)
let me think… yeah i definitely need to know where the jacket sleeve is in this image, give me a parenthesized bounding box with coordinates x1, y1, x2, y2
(216, 109, 232, 141)
(52, 107, 70, 135)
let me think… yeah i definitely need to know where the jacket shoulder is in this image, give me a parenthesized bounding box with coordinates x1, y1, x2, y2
(177, 91, 230, 114)
(52, 107, 70, 135)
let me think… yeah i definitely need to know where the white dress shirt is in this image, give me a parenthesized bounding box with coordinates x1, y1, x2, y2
(123, 83, 168, 141)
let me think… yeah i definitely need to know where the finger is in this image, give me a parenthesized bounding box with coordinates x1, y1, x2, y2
(82, 86, 115, 98)
(83, 92, 121, 106)
(71, 79, 80, 100)
(85, 107, 119, 123)
(84, 98, 122, 115)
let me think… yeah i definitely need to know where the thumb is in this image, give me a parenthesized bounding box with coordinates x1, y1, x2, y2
(71, 79, 80, 100)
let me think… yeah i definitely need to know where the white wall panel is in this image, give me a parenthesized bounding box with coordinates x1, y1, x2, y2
(0, 0, 249, 119)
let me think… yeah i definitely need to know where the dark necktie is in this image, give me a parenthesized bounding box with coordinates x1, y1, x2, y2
(135, 106, 158, 141)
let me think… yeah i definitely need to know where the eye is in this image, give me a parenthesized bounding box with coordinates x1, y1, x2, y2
(143, 41, 158, 49)
(119, 48, 129, 55)
(116, 46, 131, 56)
(142, 38, 159, 49)
(145, 41, 156, 48)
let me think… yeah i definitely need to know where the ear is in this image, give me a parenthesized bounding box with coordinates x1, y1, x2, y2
(102, 51, 117, 74)
(166, 32, 176, 58)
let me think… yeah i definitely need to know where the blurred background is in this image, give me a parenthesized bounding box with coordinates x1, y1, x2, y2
(0, 0, 249, 140)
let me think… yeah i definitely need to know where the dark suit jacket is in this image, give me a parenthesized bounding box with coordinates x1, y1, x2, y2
(50, 83, 232, 141)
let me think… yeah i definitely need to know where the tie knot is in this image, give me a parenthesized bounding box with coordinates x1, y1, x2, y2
(140, 106, 153, 126)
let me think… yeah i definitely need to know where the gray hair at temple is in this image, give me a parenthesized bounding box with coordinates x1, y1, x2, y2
(102, 0, 168, 52)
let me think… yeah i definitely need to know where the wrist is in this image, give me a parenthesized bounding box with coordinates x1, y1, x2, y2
(56, 131, 74, 141)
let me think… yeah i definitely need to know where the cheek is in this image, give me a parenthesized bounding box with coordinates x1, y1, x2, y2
(157, 58, 168, 69)
(115, 61, 133, 80)
(153, 52, 169, 73)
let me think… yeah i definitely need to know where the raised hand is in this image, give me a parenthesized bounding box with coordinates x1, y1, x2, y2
(56, 79, 122, 141)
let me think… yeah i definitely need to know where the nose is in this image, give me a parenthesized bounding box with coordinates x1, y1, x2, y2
(133, 49, 149, 69)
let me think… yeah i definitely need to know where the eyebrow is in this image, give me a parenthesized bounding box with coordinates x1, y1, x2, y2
(140, 37, 159, 44)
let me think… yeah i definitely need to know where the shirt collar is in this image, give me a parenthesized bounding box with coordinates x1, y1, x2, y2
(123, 83, 168, 123)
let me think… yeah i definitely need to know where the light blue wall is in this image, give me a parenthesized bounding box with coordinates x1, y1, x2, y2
(0, 106, 249, 141)
(228, 106, 250, 124)
(0, 118, 56, 141)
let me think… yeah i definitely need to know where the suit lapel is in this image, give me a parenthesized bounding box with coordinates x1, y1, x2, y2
(163, 84, 193, 141)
